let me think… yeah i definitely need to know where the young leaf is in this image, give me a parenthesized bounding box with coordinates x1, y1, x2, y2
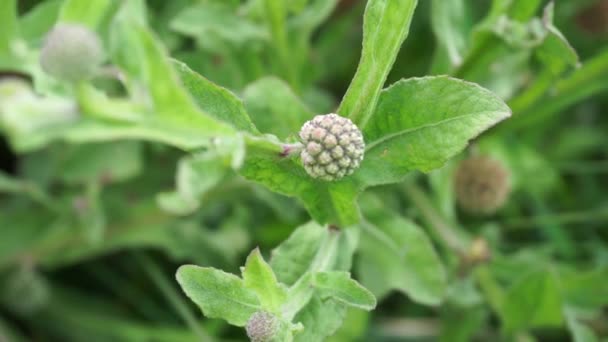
(338, 0, 418, 128)
(534, 2, 580, 75)
(355, 76, 511, 187)
(270, 221, 358, 286)
(242, 248, 288, 312)
(312, 271, 376, 310)
(293, 295, 347, 342)
(176, 265, 260, 327)
(172, 59, 259, 134)
(270, 221, 326, 286)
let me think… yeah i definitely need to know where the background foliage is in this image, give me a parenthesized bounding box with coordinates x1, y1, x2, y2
(1, 0, 607, 341)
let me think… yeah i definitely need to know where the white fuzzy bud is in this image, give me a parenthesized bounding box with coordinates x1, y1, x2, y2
(299, 114, 365, 181)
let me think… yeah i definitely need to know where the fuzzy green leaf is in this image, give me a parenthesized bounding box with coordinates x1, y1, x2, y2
(242, 248, 288, 312)
(312, 271, 376, 310)
(240, 136, 360, 226)
(270, 222, 358, 287)
(338, 0, 418, 128)
(293, 295, 347, 342)
(172, 59, 259, 134)
(270, 221, 326, 286)
(356, 76, 511, 187)
(176, 265, 260, 327)
(357, 213, 447, 305)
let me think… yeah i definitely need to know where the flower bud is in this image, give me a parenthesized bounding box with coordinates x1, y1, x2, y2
(246, 311, 279, 342)
(454, 155, 511, 215)
(299, 113, 365, 181)
(40, 24, 104, 82)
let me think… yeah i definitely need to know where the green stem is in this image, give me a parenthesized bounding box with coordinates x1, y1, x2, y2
(473, 265, 505, 316)
(503, 205, 608, 229)
(503, 48, 608, 131)
(507, 67, 557, 115)
(282, 228, 341, 320)
(134, 253, 214, 342)
(338, 0, 418, 128)
(402, 182, 469, 253)
(263, 0, 299, 91)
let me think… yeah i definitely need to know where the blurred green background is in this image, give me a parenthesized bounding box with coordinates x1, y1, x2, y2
(1, 0, 607, 341)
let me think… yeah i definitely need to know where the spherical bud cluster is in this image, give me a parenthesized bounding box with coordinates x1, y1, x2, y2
(454, 155, 511, 215)
(246, 311, 279, 342)
(299, 113, 364, 181)
(40, 24, 104, 83)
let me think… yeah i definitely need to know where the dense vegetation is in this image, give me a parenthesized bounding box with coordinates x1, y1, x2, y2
(1, 0, 607, 341)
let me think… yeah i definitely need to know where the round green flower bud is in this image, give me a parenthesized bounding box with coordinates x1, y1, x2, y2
(246, 311, 279, 342)
(40, 24, 104, 82)
(299, 113, 365, 181)
(454, 155, 511, 215)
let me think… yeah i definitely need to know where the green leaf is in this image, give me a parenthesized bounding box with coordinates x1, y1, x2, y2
(270, 221, 326, 286)
(157, 151, 230, 215)
(357, 203, 447, 305)
(176, 265, 260, 327)
(59, 0, 114, 29)
(312, 271, 376, 310)
(172, 59, 259, 134)
(502, 268, 564, 332)
(242, 77, 312, 139)
(356, 76, 511, 187)
(270, 221, 357, 286)
(566, 311, 598, 342)
(338, 0, 418, 128)
(111, 8, 235, 139)
(560, 268, 608, 309)
(240, 136, 360, 226)
(293, 295, 347, 342)
(242, 248, 288, 312)
(430, 0, 471, 72)
(0, 0, 18, 54)
(534, 2, 579, 75)
(170, 3, 267, 46)
(59, 141, 143, 185)
(19, 0, 63, 44)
